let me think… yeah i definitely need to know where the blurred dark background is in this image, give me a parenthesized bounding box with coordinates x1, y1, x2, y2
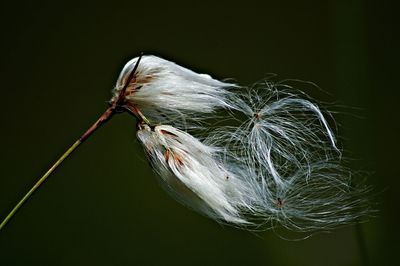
(0, 1, 398, 265)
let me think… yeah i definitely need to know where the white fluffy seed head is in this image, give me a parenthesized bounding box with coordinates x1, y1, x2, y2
(122, 55, 372, 233)
(137, 123, 371, 232)
(136, 124, 253, 224)
(114, 55, 235, 128)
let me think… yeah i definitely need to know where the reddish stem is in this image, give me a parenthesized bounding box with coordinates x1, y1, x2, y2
(80, 107, 115, 142)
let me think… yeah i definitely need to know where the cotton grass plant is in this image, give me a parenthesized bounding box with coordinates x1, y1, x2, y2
(0, 54, 371, 233)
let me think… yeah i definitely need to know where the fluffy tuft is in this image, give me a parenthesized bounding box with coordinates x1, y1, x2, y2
(114, 55, 235, 129)
(117, 55, 372, 233)
(136, 124, 253, 224)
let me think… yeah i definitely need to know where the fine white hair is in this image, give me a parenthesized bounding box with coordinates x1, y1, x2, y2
(213, 81, 340, 188)
(118, 55, 371, 232)
(114, 55, 235, 128)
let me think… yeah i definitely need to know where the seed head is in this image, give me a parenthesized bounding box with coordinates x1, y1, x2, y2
(113, 55, 235, 128)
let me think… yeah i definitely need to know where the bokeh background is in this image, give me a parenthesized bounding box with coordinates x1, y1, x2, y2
(0, 1, 398, 265)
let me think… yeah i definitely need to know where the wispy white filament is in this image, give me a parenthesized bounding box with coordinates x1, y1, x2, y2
(211, 81, 340, 188)
(118, 55, 371, 232)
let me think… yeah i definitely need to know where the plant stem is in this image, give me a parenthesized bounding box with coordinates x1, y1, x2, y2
(0, 139, 81, 230)
(0, 107, 114, 231)
(0, 54, 143, 231)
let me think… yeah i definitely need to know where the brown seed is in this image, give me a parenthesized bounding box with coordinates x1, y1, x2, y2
(164, 149, 170, 161)
(160, 129, 178, 137)
(276, 198, 284, 208)
(173, 153, 184, 167)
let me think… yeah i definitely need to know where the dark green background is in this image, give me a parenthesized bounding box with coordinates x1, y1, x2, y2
(0, 1, 398, 265)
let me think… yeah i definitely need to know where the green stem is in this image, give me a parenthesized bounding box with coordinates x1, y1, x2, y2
(0, 140, 81, 231)
(0, 107, 115, 231)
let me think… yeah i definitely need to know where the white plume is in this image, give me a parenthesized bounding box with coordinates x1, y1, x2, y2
(114, 55, 235, 128)
(117, 55, 372, 233)
(136, 124, 254, 224)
